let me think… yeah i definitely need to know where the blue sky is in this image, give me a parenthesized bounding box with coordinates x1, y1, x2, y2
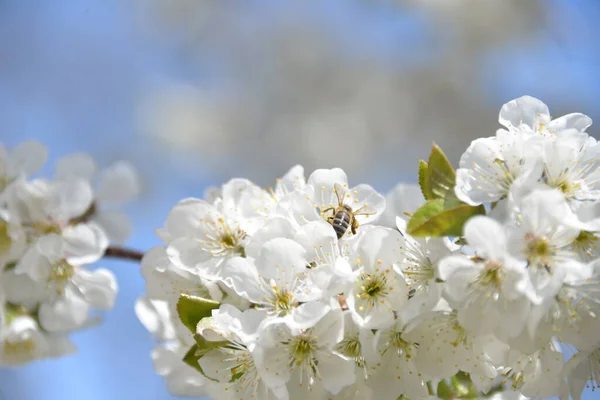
(1, 1, 600, 399)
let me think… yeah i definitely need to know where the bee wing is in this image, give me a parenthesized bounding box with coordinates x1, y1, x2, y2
(333, 183, 347, 205)
(353, 205, 378, 217)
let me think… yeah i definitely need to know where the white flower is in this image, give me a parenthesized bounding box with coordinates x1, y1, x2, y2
(198, 305, 286, 400)
(307, 168, 385, 238)
(542, 134, 600, 205)
(8, 178, 94, 232)
(522, 268, 600, 353)
(557, 273, 600, 350)
(162, 178, 272, 279)
(258, 308, 355, 398)
(368, 318, 428, 400)
(345, 227, 408, 328)
(507, 190, 590, 299)
(562, 347, 600, 400)
(402, 310, 502, 392)
(397, 217, 448, 319)
(499, 341, 564, 398)
(0, 314, 75, 366)
(379, 183, 423, 227)
(499, 96, 591, 138)
(222, 238, 329, 330)
(0, 141, 47, 192)
(9, 233, 116, 332)
(333, 312, 377, 377)
(438, 216, 533, 338)
(163, 200, 248, 278)
(245, 216, 354, 298)
(455, 130, 543, 206)
(56, 154, 141, 244)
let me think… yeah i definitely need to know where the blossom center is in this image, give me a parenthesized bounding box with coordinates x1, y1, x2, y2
(50, 260, 75, 295)
(270, 286, 297, 316)
(200, 217, 246, 258)
(392, 331, 410, 353)
(289, 334, 317, 367)
(356, 270, 391, 310)
(524, 233, 552, 268)
(556, 179, 580, 196)
(573, 231, 599, 260)
(478, 260, 505, 288)
(227, 348, 257, 383)
(336, 336, 365, 367)
(450, 319, 468, 348)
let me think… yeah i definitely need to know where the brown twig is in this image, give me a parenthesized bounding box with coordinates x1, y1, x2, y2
(103, 246, 144, 262)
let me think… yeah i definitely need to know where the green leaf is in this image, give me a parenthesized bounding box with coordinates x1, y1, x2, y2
(443, 190, 463, 209)
(182, 335, 228, 381)
(193, 334, 228, 357)
(418, 160, 434, 200)
(407, 199, 485, 237)
(451, 375, 472, 397)
(437, 380, 455, 400)
(177, 294, 220, 333)
(427, 143, 456, 200)
(407, 199, 445, 233)
(183, 344, 204, 374)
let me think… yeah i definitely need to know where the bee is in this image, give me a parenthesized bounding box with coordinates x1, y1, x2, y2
(322, 183, 376, 239)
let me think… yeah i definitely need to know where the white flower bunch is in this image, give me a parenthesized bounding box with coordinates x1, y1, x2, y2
(0, 143, 139, 365)
(136, 96, 600, 400)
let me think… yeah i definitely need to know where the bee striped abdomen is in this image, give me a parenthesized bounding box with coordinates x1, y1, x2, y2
(332, 209, 352, 239)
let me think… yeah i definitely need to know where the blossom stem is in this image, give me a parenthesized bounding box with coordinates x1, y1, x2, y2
(103, 246, 144, 262)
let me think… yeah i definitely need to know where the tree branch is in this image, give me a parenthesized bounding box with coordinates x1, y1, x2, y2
(104, 246, 144, 262)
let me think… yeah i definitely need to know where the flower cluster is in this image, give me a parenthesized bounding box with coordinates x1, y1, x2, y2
(0, 143, 139, 365)
(136, 96, 600, 400)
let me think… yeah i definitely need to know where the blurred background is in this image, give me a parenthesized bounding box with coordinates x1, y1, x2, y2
(0, 0, 598, 399)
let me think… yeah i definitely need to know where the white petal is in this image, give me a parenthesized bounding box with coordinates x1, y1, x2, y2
(14, 239, 55, 282)
(256, 238, 307, 281)
(151, 346, 178, 376)
(53, 179, 94, 222)
(166, 237, 212, 274)
(312, 308, 345, 347)
(96, 161, 140, 204)
(437, 255, 476, 285)
(464, 216, 507, 259)
(286, 301, 330, 330)
(499, 96, 549, 128)
(245, 216, 296, 257)
(307, 168, 348, 208)
(221, 257, 267, 303)
(356, 226, 405, 268)
(380, 183, 423, 227)
(62, 223, 109, 265)
(164, 198, 214, 238)
(38, 289, 89, 332)
(317, 353, 356, 395)
(275, 164, 306, 195)
(74, 268, 117, 310)
(347, 183, 386, 224)
(135, 297, 176, 341)
(548, 113, 592, 133)
(8, 140, 48, 176)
